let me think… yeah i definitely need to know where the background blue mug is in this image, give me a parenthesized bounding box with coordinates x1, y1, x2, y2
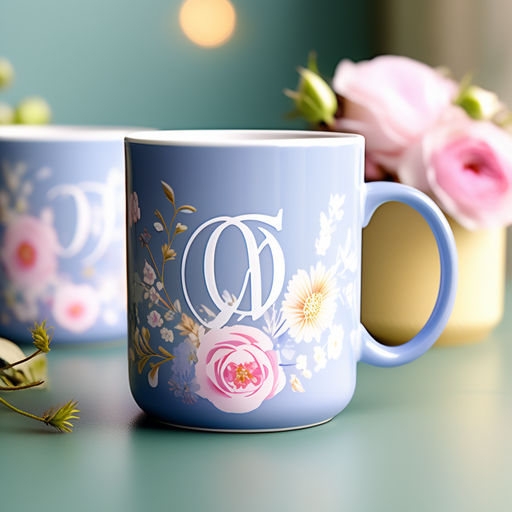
(125, 130, 457, 432)
(0, 126, 139, 344)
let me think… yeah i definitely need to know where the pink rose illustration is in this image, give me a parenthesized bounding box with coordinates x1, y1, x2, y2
(332, 55, 457, 170)
(397, 107, 512, 229)
(128, 191, 141, 228)
(195, 325, 285, 413)
(52, 283, 100, 333)
(1, 215, 58, 288)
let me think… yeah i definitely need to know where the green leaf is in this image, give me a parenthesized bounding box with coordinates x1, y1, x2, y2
(285, 65, 337, 125)
(161, 181, 175, 205)
(142, 326, 150, 344)
(43, 399, 79, 433)
(455, 83, 503, 121)
(307, 51, 319, 74)
(31, 320, 53, 353)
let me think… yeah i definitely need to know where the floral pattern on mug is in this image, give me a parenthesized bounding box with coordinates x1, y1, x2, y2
(281, 262, 338, 343)
(128, 191, 141, 228)
(52, 283, 100, 333)
(195, 325, 286, 413)
(0, 161, 126, 334)
(1, 214, 58, 288)
(129, 184, 358, 411)
(168, 340, 199, 404)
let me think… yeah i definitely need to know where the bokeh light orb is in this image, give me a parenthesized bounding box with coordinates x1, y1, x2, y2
(179, 0, 236, 48)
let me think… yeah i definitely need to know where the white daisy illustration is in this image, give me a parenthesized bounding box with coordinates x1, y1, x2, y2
(281, 262, 338, 343)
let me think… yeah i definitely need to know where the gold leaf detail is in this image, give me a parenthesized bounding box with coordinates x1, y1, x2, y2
(175, 223, 187, 234)
(161, 243, 177, 262)
(177, 205, 197, 214)
(161, 181, 175, 205)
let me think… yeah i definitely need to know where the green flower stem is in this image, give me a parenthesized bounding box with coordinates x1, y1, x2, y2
(0, 395, 79, 432)
(0, 348, 42, 371)
(0, 380, 44, 391)
(0, 395, 47, 424)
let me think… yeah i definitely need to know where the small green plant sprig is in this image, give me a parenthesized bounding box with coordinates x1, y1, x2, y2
(0, 56, 51, 125)
(284, 52, 337, 126)
(0, 321, 79, 432)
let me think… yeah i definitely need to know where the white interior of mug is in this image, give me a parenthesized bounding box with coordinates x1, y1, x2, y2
(0, 125, 146, 141)
(125, 130, 364, 146)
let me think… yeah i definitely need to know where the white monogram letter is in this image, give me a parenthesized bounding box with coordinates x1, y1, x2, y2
(182, 210, 285, 329)
(47, 169, 123, 265)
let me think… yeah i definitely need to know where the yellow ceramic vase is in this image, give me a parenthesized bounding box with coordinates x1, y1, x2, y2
(361, 202, 506, 346)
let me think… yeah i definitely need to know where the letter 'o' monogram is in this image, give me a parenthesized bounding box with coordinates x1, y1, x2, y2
(46, 169, 123, 266)
(181, 210, 285, 329)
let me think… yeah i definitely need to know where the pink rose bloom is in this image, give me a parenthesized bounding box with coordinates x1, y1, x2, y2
(397, 107, 512, 229)
(332, 55, 457, 170)
(52, 283, 100, 333)
(195, 325, 286, 413)
(128, 191, 140, 228)
(1, 215, 58, 288)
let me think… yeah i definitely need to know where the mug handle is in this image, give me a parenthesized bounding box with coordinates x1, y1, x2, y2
(358, 181, 458, 367)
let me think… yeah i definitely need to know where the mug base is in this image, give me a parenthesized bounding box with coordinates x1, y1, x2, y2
(159, 416, 334, 433)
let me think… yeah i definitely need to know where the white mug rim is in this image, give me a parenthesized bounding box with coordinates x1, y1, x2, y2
(0, 125, 147, 141)
(125, 129, 364, 147)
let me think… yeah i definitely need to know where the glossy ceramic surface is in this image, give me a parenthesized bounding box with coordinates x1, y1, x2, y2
(0, 126, 138, 344)
(125, 130, 457, 431)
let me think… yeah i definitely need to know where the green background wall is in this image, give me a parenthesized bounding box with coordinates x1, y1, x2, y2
(0, 0, 377, 128)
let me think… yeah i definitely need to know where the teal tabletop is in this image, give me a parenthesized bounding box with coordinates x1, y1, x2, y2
(2, 285, 511, 512)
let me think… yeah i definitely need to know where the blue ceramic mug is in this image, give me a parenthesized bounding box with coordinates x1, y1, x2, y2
(0, 125, 140, 344)
(125, 130, 457, 432)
